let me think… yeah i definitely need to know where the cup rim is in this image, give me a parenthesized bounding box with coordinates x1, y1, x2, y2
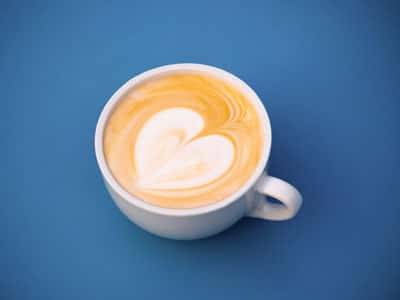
(94, 63, 272, 217)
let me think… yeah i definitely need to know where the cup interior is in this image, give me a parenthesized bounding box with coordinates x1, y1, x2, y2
(95, 63, 272, 216)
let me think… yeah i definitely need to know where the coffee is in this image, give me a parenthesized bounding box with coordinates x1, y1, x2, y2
(104, 72, 264, 209)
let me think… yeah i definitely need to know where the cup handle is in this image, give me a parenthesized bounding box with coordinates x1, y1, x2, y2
(246, 174, 303, 221)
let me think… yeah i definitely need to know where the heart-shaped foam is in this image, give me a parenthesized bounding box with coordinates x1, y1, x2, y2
(134, 108, 234, 190)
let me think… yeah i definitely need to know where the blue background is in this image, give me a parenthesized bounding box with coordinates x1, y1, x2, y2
(1, 0, 399, 299)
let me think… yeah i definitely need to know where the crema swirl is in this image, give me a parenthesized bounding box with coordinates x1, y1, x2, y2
(104, 73, 264, 209)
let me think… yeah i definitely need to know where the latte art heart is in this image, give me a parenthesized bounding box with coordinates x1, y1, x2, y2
(104, 73, 264, 209)
(135, 108, 234, 190)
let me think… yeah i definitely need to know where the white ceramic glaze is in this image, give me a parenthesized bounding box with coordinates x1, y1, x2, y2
(95, 63, 302, 240)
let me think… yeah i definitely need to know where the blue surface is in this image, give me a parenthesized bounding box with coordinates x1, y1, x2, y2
(1, 1, 400, 299)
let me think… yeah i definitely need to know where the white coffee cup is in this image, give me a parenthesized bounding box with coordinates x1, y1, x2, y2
(95, 64, 302, 240)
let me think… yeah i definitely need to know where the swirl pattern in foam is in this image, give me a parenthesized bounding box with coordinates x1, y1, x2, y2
(104, 73, 264, 209)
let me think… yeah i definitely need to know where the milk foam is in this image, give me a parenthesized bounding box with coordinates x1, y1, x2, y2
(135, 108, 234, 190)
(103, 72, 264, 209)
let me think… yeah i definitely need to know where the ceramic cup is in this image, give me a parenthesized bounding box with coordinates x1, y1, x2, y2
(95, 64, 302, 240)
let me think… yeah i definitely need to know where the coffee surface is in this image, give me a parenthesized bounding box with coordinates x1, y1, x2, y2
(104, 72, 264, 209)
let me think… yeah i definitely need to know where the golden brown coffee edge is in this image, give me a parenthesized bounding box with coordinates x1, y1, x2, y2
(103, 72, 264, 209)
